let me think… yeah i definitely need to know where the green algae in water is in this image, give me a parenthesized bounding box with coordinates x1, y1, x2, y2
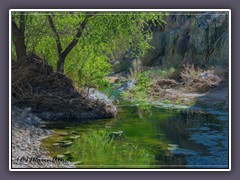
(67, 130, 155, 168)
(41, 102, 228, 168)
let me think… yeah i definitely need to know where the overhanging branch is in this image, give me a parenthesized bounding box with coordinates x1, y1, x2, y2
(61, 14, 94, 57)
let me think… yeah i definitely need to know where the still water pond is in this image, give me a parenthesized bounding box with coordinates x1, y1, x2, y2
(42, 104, 229, 169)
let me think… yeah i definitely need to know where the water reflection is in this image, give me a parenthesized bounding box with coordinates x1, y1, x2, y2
(42, 104, 229, 169)
(109, 105, 228, 168)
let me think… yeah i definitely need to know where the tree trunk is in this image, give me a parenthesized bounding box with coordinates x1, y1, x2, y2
(48, 13, 94, 73)
(12, 13, 27, 61)
(57, 55, 67, 73)
(13, 35, 26, 61)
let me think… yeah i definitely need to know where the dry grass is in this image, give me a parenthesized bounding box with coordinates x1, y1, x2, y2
(180, 63, 222, 93)
(128, 59, 142, 79)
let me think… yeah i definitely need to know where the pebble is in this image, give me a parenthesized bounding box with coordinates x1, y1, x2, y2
(12, 106, 73, 168)
(56, 155, 65, 159)
(62, 142, 73, 147)
(56, 132, 69, 136)
(52, 143, 60, 146)
(73, 161, 82, 165)
(69, 135, 80, 140)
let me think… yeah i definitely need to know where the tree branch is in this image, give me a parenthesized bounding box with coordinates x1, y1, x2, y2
(47, 15, 63, 55)
(12, 20, 21, 36)
(19, 12, 25, 34)
(61, 14, 93, 57)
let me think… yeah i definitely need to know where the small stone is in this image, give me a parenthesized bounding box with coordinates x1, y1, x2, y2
(24, 107, 32, 112)
(58, 140, 69, 144)
(56, 155, 65, 159)
(73, 161, 82, 165)
(61, 141, 73, 147)
(56, 132, 68, 136)
(63, 151, 71, 156)
(69, 135, 80, 140)
(41, 124, 47, 128)
(111, 130, 123, 135)
(52, 143, 60, 146)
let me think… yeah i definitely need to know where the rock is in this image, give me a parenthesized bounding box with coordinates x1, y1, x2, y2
(58, 140, 69, 144)
(111, 130, 124, 135)
(61, 141, 73, 147)
(56, 132, 69, 136)
(56, 155, 65, 159)
(73, 161, 82, 166)
(40, 124, 47, 128)
(39, 112, 53, 120)
(117, 80, 135, 91)
(84, 88, 117, 118)
(24, 107, 32, 113)
(38, 112, 65, 121)
(20, 108, 31, 119)
(63, 151, 72, 156)
(140, 12, 229, 68)
(52, 143, 60, 146)
(109, 130, 124, 139)
(69, 135, 80, 140)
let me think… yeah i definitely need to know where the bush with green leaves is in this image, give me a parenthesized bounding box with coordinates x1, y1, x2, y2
(137, 75, 152, 91)
(122, 67, 176, 108)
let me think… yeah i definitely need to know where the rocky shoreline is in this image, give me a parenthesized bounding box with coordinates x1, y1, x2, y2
(11, 106, 74, 168)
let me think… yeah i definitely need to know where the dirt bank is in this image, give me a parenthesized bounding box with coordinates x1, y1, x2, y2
(12, 55, 117, 121)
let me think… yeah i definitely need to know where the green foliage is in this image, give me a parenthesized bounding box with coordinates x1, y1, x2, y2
(136, 100, 152, 111)
(129, 59, 142, 79)
(122, 82, 152, 111)
(137, 75, 152, 91)
(122, 67, 177, 108)
(11, 45, 17, 60)
(142, 67, 176, 79)
(67, 130, 155, 167)
(175, 98, 184, 105)
(11, 11, 167, 87)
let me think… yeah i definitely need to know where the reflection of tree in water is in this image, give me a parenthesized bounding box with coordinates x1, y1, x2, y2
(137, 107, 153, 119)
(153, 110, 222, 167)
(155, 153, 186, 168)
(161, 110, 215, 142)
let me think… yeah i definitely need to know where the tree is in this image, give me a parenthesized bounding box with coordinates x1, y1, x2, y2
(12, 11, 167, 85)
(12, 12, 27, 61)
(47, 13, 95, 73)
(12, 12, 52, 61)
